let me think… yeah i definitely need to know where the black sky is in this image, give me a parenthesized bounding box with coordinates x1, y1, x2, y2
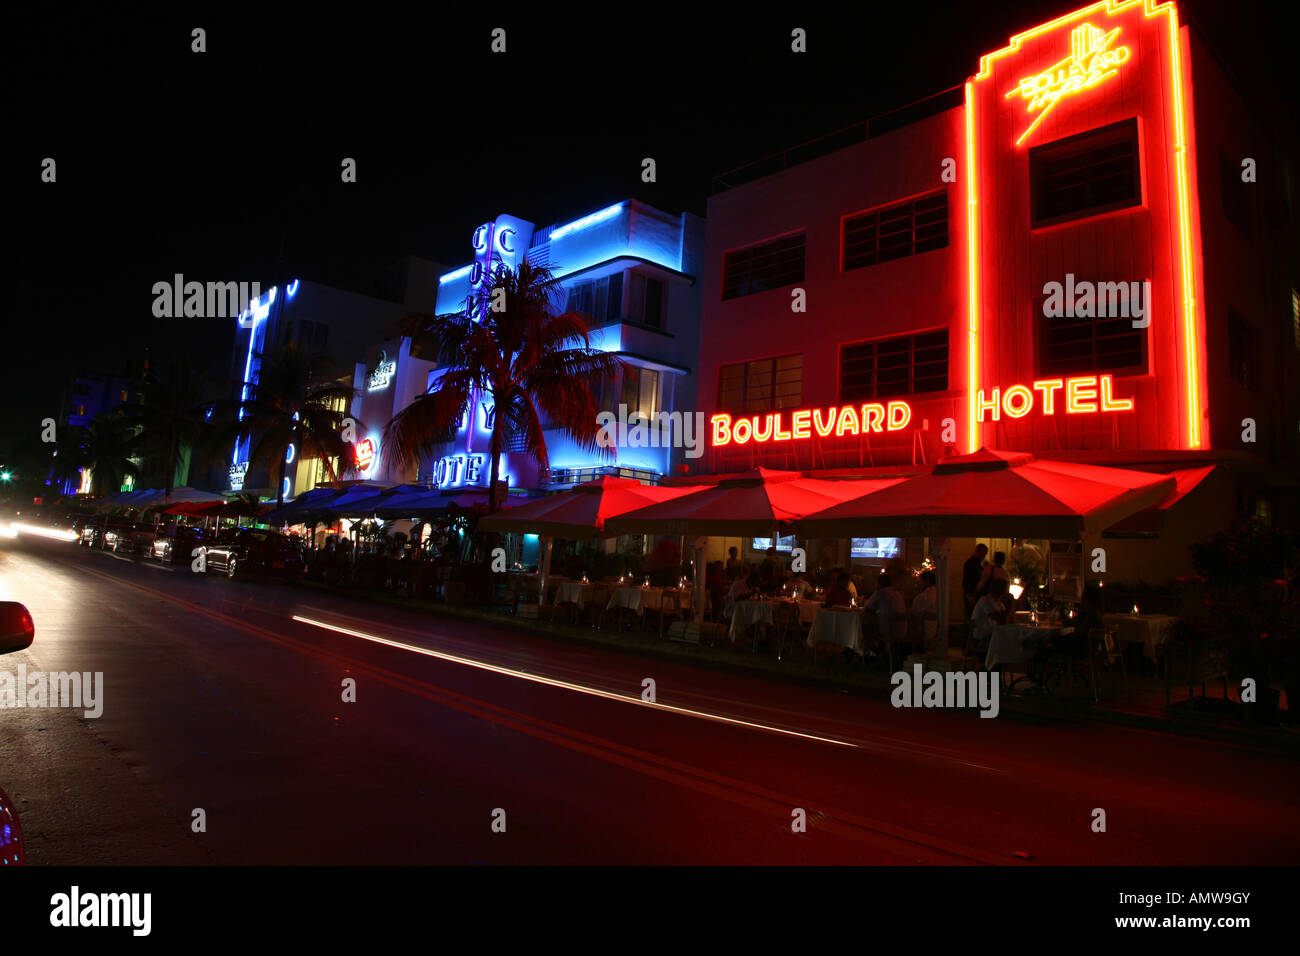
(7, 2, 1295, 456)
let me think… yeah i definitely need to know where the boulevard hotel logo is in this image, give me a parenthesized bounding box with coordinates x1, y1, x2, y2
(1005, 22, 1131, 144)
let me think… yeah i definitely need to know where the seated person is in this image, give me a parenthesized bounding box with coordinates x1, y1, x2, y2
(865, 572, 907, 641)
(1058, 584, 1105, 660)
(970, 578, 1009, 651)
(724, 571, 761, 620)
(786, 570, 813, 599)
(824, 571, 853, 608)
(910, 570, 938, 629)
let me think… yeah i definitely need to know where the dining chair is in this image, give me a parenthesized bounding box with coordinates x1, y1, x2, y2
(772, 602, 800, 661)
(883, 612, 913, 673)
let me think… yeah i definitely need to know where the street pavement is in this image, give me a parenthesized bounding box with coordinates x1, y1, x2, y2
(2, 535, 1298, 865)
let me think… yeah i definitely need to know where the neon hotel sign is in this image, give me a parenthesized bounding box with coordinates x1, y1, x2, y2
(710, 374, 1133, 447)
(1006, 22, 1131, 145)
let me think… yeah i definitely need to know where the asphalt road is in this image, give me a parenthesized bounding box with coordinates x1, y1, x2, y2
(1, 535, 1297, 865)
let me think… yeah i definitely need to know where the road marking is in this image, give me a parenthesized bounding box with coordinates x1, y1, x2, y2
(292, 613, 858, 749)
(65, 560, 1011, 864)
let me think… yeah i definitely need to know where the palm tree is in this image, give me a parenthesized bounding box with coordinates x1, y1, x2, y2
(82, 412, 143, 497)
(383, 260, 623, 512)
(228, 341, 360, 506)
(122, 362, 217, 502)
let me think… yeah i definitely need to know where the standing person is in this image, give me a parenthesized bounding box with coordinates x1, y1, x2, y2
(962, 543, 989, 618)
(759, 547, 781, 593)
(976, 550, 1010, 597)
(725, 546, 743, 577)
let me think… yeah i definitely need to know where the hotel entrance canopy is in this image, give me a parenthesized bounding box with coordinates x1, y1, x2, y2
(604, 468, 904, 537)
(795, 448, 1176, 539)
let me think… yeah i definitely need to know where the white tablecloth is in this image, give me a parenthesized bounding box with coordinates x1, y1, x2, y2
(642, 588, 693, 612)
(807, 608, 865, 654)
(729, 601, 774, 641)
(987, 624, 1060, 669)
(1104, 613, 1176, 662)
(553, 582, 594, 608)
(608, 587, 648, 614)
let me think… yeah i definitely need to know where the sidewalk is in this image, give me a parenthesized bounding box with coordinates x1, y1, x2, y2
(296, 578, 1298, 756)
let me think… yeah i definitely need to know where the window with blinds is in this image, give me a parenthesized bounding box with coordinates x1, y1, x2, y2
(842, 190, 948, 271)
(721, 233, 805, 300)
(1035, 284, 1146, 377)
(1030, 118, 1140, 226)
(717, 354, 803, 414)
(839, 331, 948, 401)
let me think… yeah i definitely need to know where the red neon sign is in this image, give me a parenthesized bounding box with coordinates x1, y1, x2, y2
(976, 375, 1134, 421)
(711, 401, 913, 447)
(354, 438, 375, 471)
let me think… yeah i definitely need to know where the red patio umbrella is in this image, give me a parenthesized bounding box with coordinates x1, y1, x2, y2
(603, 468, 905, 537)
(795, 448, 1177, 539)
(477, 476, 701, 538)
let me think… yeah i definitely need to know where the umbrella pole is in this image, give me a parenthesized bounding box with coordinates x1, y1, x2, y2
(694, 538, 706, 631)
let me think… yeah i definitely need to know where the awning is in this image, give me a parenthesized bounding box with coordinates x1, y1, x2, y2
(604, 468, 904, 537)
(477, 475, 701, 538)
(795, 448, 1177, 539)
(1102, 465, 1218, 538)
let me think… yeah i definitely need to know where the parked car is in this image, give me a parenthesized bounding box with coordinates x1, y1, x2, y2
(152, 523, 207, 565)
(0, 600, 35, 866)
(79, 515, 133, 549)
(200, 527, 304, 580)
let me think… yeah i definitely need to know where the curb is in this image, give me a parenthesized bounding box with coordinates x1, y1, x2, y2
(290, 578, 1300, 756)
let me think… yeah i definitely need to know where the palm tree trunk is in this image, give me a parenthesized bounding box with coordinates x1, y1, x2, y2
(487, 396, 504, 513)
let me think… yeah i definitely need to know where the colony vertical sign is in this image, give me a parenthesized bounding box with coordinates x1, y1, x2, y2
(1005, 21, 1131, 145)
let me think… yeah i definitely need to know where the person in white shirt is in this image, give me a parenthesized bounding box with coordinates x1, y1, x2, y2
(865, 573, 907, 642)
(786, 571, 812, 599)
(971, 578, 1009, 651)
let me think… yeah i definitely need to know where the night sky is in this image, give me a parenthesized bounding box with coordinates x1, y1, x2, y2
(7, 2, 1294, 457)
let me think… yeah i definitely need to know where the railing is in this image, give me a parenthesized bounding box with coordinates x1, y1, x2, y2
(711, 85, 965, 193)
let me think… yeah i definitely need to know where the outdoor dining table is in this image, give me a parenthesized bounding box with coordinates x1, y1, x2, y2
(728, 600, 775, 642)
(987, 623, 1062, 670)
(807, 607, 865, 655)
(606, 586, 693, 615)
(552, 581, 595, 608)
(1103, 613, 1177, 663)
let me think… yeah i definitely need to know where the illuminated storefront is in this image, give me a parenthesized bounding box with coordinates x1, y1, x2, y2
(695, 0, 1298, 578)
(424, 199, 705, 495)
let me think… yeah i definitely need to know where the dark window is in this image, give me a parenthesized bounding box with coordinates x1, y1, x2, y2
(1228, 310, 1254, 388)
(717, 354, 803, 414)
(1220, 149, 1252, 234)
(840, 330, 949, 401)
(722, 233, 805, 300)
(564, 274, 623, 323)
(843, 190, 948, 271)
(626, 273, 664, 328)
(1030, 118, 1140, 226)
(298, 320, 329, 349)
(1035, 281, 1146, 377)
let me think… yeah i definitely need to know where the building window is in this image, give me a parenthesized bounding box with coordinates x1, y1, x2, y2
(565, 274, 623, 324)
(1228, 310, 1254, 388)
(621, 365, 659, 419)
(119, 389, 129, 402)
(722, 233, 805, 300)
(1034, 280, 1146, 378)
(717, 354, 803, 414)
(840, 331, 948, 401)
(1292, 289, 1299, 351)
(1220, 149, 1252, 234)
(1030, 118, 1140, 227)
(298, 320, 329, 349)
(74, 404, 86, 416)
(843, 190, 948, 271)
(626, 273, 664, 328)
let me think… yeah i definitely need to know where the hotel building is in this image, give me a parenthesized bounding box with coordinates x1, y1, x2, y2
(694, 0, 1297, 585)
